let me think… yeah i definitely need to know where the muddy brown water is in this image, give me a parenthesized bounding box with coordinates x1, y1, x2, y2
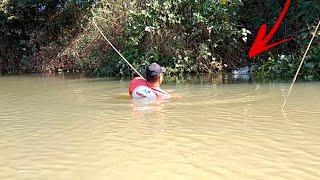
(0, 75, 319, 179)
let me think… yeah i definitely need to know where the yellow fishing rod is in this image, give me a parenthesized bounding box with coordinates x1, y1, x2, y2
(91, 13, 145, 80)
(282, 20, 320, 111)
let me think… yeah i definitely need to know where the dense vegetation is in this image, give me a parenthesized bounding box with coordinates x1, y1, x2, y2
(0, 0, 319, 80)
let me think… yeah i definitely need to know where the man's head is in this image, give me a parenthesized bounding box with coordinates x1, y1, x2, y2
(146, 63, 166, 85)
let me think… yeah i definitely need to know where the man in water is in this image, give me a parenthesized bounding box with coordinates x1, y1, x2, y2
(129, 63, 170, 99)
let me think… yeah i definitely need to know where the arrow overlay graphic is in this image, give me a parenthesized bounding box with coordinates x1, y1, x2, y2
(248, 0, 292, 58)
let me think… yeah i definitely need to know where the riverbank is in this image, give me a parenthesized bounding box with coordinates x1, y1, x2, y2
(1, 0, 319, 79)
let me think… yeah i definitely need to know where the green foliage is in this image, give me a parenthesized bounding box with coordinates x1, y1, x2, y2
(0, 0, 93, 74)
(124, 0, 248, 75)
(255, 46, 320, 81)
(59, 0, 135, 77)
(242, 0, 320, 81)
(0, 0, 319, 81)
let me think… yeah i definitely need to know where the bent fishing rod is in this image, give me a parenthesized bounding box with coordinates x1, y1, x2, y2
(92, 14, 145, 80)
(282, 20, 320, 111)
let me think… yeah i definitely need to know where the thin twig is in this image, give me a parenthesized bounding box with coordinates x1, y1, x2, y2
(282, 20, 320, 111)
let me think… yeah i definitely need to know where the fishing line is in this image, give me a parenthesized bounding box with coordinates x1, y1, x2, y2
(282, 20, 320, 111)
(91, 14, 145, 79)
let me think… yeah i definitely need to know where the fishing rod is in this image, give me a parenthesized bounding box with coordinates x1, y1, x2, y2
(282, 20, 320, 111)
(91, 13, 145, 80)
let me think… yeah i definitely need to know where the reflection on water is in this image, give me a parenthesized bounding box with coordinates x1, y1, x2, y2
(0, 75, 319, 179)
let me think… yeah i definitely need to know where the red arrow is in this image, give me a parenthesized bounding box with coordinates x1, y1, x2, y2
(248, 0, 292, 58)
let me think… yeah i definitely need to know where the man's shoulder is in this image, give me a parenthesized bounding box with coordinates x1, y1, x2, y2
(129, 77, 148, 95)
(130, 77, 147, 85)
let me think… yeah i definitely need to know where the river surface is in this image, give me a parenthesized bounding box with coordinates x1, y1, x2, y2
(0, 75, 319, 179)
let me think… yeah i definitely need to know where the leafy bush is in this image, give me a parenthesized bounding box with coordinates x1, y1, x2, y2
(0, 0, 93, 74)
(255, 46, 320, 81)
(124, 0, 249, 76)
(242, 0, 320, 81)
